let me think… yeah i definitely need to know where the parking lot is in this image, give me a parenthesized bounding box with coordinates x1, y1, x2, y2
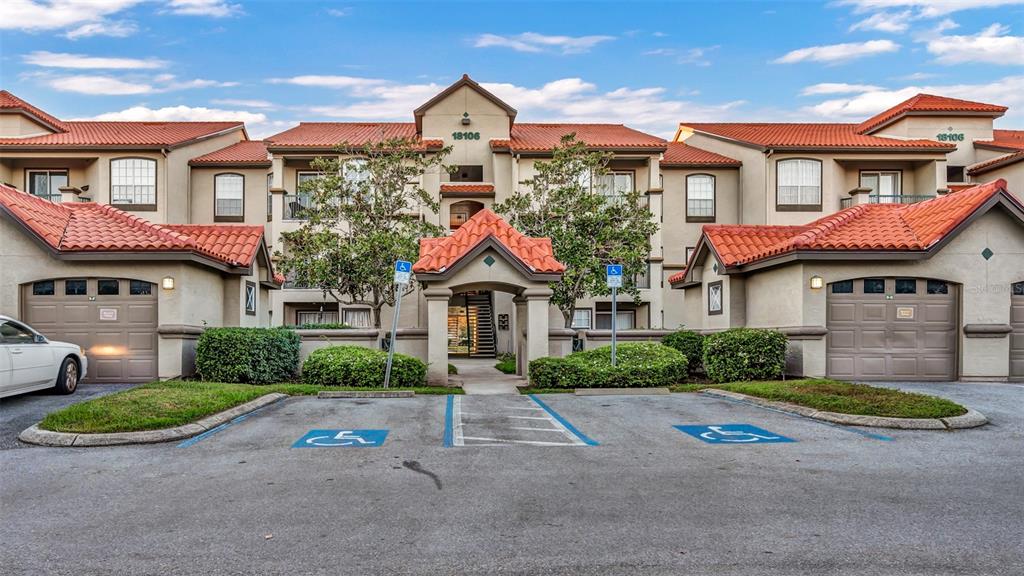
(2, 383, 1023, 575)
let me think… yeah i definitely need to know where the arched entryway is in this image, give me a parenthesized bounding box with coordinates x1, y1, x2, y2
(449, 200, 485, 230)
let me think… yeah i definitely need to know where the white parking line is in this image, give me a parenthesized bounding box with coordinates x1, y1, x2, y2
(452, 395, 587, 447)
(461, 436, 581, 446)
(509, 426, 564, 432)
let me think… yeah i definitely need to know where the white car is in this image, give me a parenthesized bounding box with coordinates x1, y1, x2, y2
(0, 315, 88, 399)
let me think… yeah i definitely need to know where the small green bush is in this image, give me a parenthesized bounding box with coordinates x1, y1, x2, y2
(661, 330, 705, 374)
(702, 328, 788, 383)
(448, 363, 458, 375)
(195, 327, 300, 384)
(302, 346, 426, 387)
(528, 342, 687, 388)
(495, 353, 516, 374)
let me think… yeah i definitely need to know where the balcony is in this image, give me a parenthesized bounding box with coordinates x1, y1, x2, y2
(283, 194, 313, 220)
(842, 194, 936, 209)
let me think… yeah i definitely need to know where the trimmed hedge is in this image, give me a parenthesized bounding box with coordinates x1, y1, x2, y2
(302, 345, 426, 387)
(661, 330, 705, 374)
(702, 328, 787, 383)
(195, 327, 300, 384)
(529, 342, 687, 388)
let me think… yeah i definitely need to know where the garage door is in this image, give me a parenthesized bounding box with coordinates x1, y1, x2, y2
(827, 277, 957, 381)
(22, 278, 158, 383)
(1012, 282, 1024, 379)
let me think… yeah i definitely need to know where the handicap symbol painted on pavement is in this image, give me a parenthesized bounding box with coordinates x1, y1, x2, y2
(292, 429, 389, 448)
(673, 424, 795, 444)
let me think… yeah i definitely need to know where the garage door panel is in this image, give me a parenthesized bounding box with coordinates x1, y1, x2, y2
(862, 304, 887, 321)
(128, 359, 156, 378)
(829, 330, 856, 349)
(890, 330, 919, 349)
(890, 356, 919, 377)
(27, 304, 58, 324)
(860, 330, 886, 349)
(93, 359, 126, 379)
(922, 357, 956, 377)
(127, 304, 157, 323)
(830, 303, 856, 322)
(924, 304, 954, 323)
(859, 357, 887, 376)
(828, 356, 855, 378)
(62, 305, 92, 324)
(1012, 291, 1023, 378)
(127, 331, 156, 352)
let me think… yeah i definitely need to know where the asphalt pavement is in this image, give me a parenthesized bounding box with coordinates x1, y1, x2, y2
(1, 382, 1022, 575)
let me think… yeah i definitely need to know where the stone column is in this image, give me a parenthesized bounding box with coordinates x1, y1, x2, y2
(523, 287, 552, 367)
(513, 295, 527, 375)
(424, 287, 453, 385)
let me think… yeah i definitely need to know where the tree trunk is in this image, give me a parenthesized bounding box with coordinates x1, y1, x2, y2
(563, 306, 574, 329)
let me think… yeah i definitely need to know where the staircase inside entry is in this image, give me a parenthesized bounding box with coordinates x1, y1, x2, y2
(448, 291, 496, 358)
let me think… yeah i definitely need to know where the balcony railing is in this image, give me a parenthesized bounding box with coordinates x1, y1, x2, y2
(840, 197, 853, 209)
(842, 194, 935, 210)
(32, 193, 62, 203)
(283, 194, 313, 220)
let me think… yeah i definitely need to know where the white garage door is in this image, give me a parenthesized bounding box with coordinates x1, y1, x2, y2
(1012, 282, 1024, 379)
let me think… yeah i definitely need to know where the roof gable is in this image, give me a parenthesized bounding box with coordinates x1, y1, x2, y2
(679, 122, 953, 151)
(413, 74, 517, 133)
(856, 93, 1007, 135)
(491, 123, 667, 154)
(190, 140, 271, 166)
(662, 141, 741, 167)
(0, 90, 67, 133)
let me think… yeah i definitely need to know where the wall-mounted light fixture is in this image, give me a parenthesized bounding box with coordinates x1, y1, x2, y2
(461, 112, 471, 125)
(162, 276, 175, 290)
(809, 275, 824, 290)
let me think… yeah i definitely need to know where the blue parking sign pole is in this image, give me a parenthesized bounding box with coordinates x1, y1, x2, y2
(385, 261, 413, 389)
(606, 264, 623, 366)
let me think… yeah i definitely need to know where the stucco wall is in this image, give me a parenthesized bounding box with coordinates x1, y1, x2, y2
(0, 114, 54, 138)
(877, 116, 994, 168)
(190, 166, 271, 224)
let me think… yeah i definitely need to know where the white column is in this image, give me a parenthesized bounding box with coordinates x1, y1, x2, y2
(524, 288, 552, 366)
(513, 295, 527, 375)
(424, 287, 452, 385)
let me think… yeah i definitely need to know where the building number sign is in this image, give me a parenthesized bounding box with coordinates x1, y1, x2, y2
(936, 133, 965, 142)
(451, 131, 481, 140)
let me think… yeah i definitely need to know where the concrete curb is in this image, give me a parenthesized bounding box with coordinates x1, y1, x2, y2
(317, 390, 415, 398)
(701, 389, 988, 430)
(575, 387, 670, 396)
(18, 393, 289, 448)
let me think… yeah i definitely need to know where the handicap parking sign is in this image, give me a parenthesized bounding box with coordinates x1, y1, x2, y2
(293, 429, 389, 448)
(673, 424, 795, 444)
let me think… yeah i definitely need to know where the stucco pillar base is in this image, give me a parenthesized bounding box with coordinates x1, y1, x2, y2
(513, 295, 528, 376)
(424, 288, 453, 386)
(523, 288, 552, 368)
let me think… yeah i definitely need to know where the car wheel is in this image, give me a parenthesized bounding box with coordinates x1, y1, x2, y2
(54, 357, 79, 395)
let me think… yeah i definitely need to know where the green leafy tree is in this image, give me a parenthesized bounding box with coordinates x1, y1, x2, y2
(494, 134, 658, 328)
(276, 138, 450, 328)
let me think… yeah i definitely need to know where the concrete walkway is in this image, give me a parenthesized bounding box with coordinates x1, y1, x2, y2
(449, 357, 524, 395)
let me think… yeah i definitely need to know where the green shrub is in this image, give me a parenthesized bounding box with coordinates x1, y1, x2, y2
(195, 327, 300, 384)
(661, 330, 705, 374)
(495, 353, 517, 374)
(302, 345, 426, 387)
(286, 323, 353, 330)
(528, 342, 687, 388)
(448, 363, 458, 375)
(702, 328, 788, 383)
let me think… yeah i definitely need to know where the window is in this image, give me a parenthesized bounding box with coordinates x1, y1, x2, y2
(686, 174, 715, 221)
(685, 247, 696, 263)
(65, 279, 87, 296)
(32, 281, 54, 296)
(860, 171, 901, 202)
(947, 165, 965, 183)
(596, 310, 635, 330)
(1012, 282, 1024, 296)
(895, 278, 917, 294)
(296, 310, 340, 325)
(708, 281, 723, 315)
(110, 158, 156, 208)
(451, 165, 483, 182)
(27, 170, 68, 202)
(831, 280, 854, 294)
(343, 309, 371, 328)
(289, 171, 321, 219)
(214, 173, 245, 220)
(777, 159, 822, 209)
(571, 309, 593, 329)
(97, 279, 119, 295)
(130, 280, 152, 296)
(863, 278, 885, 294)
(928, 280, 950, 295)
(266, 173, 273, 220)
(244, 281, 257, 315)
(585, 171, 633, 204)
(634, 262, 651, 289)
(343, 159, 369, 193)
(0, 320, 36, 344)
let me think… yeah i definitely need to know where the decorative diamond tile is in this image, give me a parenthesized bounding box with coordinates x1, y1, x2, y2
(712, 262, 719, 273)
(982, 247, 994, 260)
(483, 255, 496, 267)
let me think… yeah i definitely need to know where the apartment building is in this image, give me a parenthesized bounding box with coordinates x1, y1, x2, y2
(2, 80, 1023, 383)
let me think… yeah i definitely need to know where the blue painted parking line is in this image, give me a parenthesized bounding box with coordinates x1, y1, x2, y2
(443, 395, 454, 448)
(527, 394, 599, 446)
(177, 398, 283, 448)
(292, 429, 388, 448)
(707, 392, 894, 442)
(675, 424, 795, 444)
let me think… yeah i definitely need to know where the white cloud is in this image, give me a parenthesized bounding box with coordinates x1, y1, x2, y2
(849, 11, 913, 33)
(839, 0, 1024, 18)
(212, 98, 276, 109)
(165, 0, 241, 17)
(773, 39, 900, 64)
(326, 7, 350, 17)
(801, 75, 1024, 124)
(64, 19, 137, 39)
(84, 104, 266, 123)
(0, 0, 142, 31)
(23, 51, 166, 70)
(926, 23, 1024, 64)
(42, 73, 237, 95)
(644, 46, 718, 66)
(800, 82, 884, 95)
(473, 32, 615, 54)
(267, 75, 388, 89)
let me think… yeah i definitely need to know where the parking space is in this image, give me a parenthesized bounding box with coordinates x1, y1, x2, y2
(446, 394, 597, 447)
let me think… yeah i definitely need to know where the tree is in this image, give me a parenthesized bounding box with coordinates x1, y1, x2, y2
(494, 134, 658, 328)
(276, 138, 450, 328)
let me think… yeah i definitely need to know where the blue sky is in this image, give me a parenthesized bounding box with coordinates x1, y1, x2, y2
(2, 0, 1023, 138)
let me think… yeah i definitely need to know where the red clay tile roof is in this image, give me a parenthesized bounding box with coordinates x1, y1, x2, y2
(976, 129, 1024, 152)
(0, 184, 267, 269)
(439, 183, 495, 193)
(190, 140, 270, 166)
(856, 93, 1007, 135)
(669, 179, 1016, 284)
(414, 208, 564, 274)
(968, 150, 1024, 175)
(492, 123, 667, 153)
(661, 142, 741, 167)
(946, 183, 976, 192)
(0, 90, 67, 132)
(265, 122, 443, 150)
(681, 122, 954, 151)
(0, 121, 244, 148)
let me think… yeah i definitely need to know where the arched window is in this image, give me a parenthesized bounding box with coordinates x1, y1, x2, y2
(686, 174, 715, 221)
(214, 173, 244, 221)
(110, 157, 157, 209)
(777, 158, 822, 210)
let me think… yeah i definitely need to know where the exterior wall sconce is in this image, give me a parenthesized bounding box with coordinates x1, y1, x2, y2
(162, 276, 175, 290)
(461, 112, 471, 125)
(809, 275, 824, 290)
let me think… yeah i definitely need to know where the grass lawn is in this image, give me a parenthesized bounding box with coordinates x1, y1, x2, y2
(714, 379, 967, 419)
(39, 380, 461, 434)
